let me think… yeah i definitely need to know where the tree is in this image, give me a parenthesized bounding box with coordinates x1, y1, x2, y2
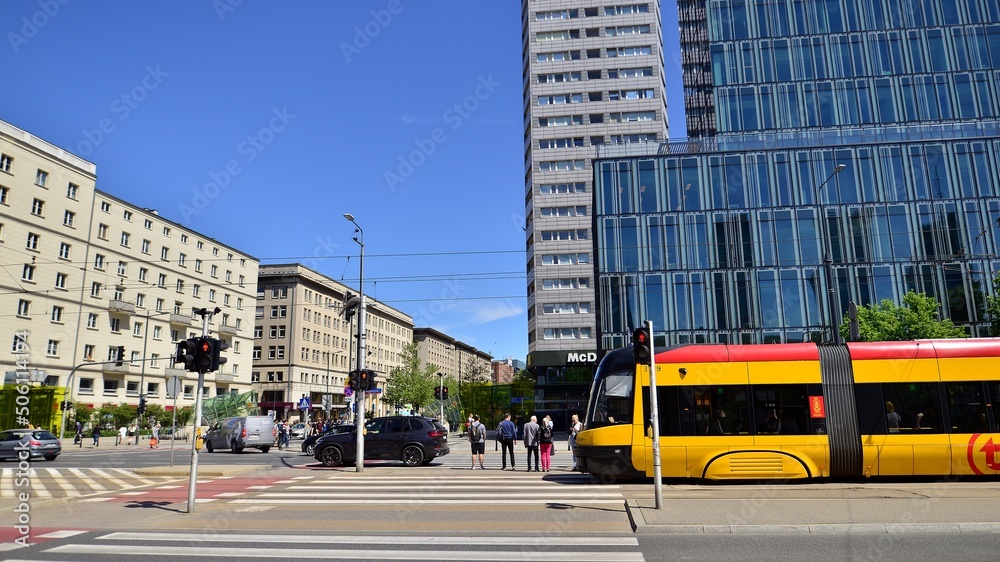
(382, 342, 438, 414)
(986, 272, 1000, 337)
(462, 360, 491, 384)
(842, 290, 967, 342)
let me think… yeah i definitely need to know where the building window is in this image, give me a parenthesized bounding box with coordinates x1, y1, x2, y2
(55, 272, 67, 288)
(22, 264, 35, 281)
(17, 299, 30, 317)
(254, 326, 263, 339)
(100, 201, 110, 212)
(26, 232, 39, 250)
(94, 254, 105, 270)
(161, 247, 169, 261)
(83, 344, 95, 361)
(163, 226, 171, 237)
(51, 305, 63, 322)
(253, 346, 261, 360)
(103, 379, 119, 396)
(195, 259, 202, 272)
(135, 293, 145, 308)
(144, 218, 152, 229)
(123, 210, 132, 221)
(157, 274, 166, 287)
(271, 286, 288, 299)
(63, 210, 75, 227)
(138, 268, 148, 282)
(211, 265, 218, 277)
(180, 234, 188, 243)
(97, 223, 108, 239)
(120, 232, 131, 247)
(178, 253, 186, 266)
(141, 239, 150, 253)
(31, 198, 44, 216)
(0, 153, 12, 173)
(176, 280, 185, 293)
(153, 326, 162, 340)
(91, 282, 102, 297)
(133, 321, 143, 336)
(35, 169, 48, 187)
(87, 313, 98, 328)
(110, 317, 121, 332)
(208, 289, 216, 302)
(192, 284, 200, 297)
(0, 186, 8, 204)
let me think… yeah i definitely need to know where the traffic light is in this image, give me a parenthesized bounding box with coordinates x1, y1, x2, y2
(211, 338, 230, 372)
(195, 337, 213, 372)
(115, 345, 126, 366)
(347, 370, 359, 391)
(358, 369, 371, 392)
(633, 326, 652, 364)
(434, 387, 441, 400)
(137, 395, 146, 416)
(60, 400, 72, 411)
(174, 338, 198, 372)
(442, 386, 448, 400)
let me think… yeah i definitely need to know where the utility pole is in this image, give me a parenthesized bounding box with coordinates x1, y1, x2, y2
(186, 307, 217, 514)
(344, 213, 367, 472)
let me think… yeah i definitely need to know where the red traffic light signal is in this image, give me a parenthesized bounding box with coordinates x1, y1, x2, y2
(442, 386, 448, 399)
(195, 337, 213, 372)
(633, 327, 651, 364)
(434, 387, 441, 400)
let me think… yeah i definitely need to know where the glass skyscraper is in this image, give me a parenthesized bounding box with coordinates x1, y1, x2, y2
(595, 0, 1000, 350)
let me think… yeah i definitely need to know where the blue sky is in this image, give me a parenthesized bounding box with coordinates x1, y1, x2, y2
(2, 1, 685, 363)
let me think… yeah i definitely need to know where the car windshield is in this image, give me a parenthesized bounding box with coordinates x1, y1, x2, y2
(35, 431, 57, 440)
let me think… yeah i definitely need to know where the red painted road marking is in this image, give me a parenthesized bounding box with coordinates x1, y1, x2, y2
(105, 476, 289, 503)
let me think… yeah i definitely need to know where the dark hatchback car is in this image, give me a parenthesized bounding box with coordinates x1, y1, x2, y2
(313, 416, 449, 467)
(0, 429, 61, 461)
(301, 424, 353, 456)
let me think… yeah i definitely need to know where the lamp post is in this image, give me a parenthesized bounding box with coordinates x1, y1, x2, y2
(344, 213, 367, 472)
(815, 163, 847, 344)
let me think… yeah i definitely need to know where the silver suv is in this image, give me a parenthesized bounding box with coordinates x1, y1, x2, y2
(204, 416, 274, 453)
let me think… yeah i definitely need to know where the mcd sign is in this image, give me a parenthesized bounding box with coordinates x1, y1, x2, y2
(566, 352, 599, 365)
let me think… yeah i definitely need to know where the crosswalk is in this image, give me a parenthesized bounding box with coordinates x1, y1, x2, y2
(229, 471, 621, 506)
(8, 531, 646, 560)
(0, 467, 180, 499)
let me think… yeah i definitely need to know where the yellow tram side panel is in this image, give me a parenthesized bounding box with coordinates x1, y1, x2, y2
(939, 356, 1000, 476)
(639, 360, 828, 480)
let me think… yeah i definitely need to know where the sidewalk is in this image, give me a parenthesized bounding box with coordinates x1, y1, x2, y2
(625, 482, 1000, 535)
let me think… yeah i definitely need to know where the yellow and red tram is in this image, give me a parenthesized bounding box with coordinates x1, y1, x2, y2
(574, 339, 1000, 481)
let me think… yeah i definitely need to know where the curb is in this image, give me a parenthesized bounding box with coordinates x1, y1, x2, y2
(624, 500, 1000, 535)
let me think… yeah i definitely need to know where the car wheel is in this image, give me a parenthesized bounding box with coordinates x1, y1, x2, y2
(319, 446, 343, 467)
(260, 446, 270, 453)
(231, 441, 243, 454)
(401, 445, 424, 467)
(205, 441, 214, 453)
(44, 455, 58, 461)
(305, 443, 316, 456)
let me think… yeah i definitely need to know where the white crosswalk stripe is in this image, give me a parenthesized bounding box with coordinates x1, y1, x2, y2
(39, 531, 645, 560)
(0, 467, 179, 498)
(228, 472, 623, 505)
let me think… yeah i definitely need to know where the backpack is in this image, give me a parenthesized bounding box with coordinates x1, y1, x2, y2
(469, 422, 483, 441)
(539, 423, 553, 442)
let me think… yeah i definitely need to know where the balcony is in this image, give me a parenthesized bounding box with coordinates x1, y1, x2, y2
(102, 363, 131, 374)
(215, 373, 236, 382)
(108, 300, 135, 314)
(218, 324, 239, 335)
(164, 367, 187, 378)
(169, 313, 193, 326)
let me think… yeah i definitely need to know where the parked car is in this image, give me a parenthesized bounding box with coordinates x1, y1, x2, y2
(301, 424, 353, 456)
(290, 422, 307, 439)
(313, 416, 449, 467)
(0, 429, 61, 461)
(204, 416, 274, 453)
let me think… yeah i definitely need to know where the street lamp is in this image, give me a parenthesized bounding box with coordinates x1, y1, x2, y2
(815, 163, 847, 344)
(343, 213, 367, 472)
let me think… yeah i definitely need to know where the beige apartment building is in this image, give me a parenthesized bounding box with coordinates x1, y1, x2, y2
(412, 327, 492, 383)
(254, 264, 414, 422)
(0, 119, 258, 416)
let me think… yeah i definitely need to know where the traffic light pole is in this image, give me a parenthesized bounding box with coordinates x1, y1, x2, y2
(344, 213, 367, 473)
(438, 372, 444, 423)
(646, 320, 663, 510)
(186, 309, 212, 514)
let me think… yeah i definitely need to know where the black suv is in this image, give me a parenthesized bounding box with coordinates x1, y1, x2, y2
(313, 416, 449, 467)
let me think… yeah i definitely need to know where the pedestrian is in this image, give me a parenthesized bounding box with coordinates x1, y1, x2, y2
(127, 424, 136, 445)
(468, 414, 486, 469)
(539, 415, 554, 472)
(117, 425, 127, 446)
(466, 414, 473, 436)
(151, 422, 161, 448)
(568, 414, 582, 470)
(91, 425, 100, 447)
(497, 413, 517, 470)
(74, 420, 83, 447)
(523, 415, 540, 472)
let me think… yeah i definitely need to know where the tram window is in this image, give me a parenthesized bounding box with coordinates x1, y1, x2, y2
(591, 373, 633, 426)
(946, 383, 990, 433)
(855, 384, 886, 434)
(882, 383, 943, 434)
(752, 385, 809, 435)
(990, 383, 1000, 434)
(691, 385, 750, 436)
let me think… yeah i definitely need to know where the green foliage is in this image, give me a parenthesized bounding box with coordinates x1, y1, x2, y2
(462, 361, 491, 384)
(986, 272, 1000, 337)
(511, 369, 535, 384)
(382, 342, 439, 414)
(842, 290, 967, 342)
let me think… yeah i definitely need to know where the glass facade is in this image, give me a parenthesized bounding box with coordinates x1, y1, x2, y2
(596, 0, 1000, 349)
